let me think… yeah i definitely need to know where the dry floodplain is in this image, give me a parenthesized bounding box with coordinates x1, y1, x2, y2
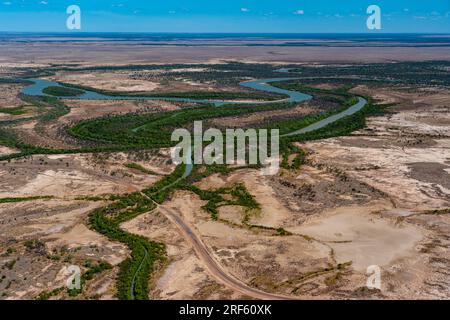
(0, 58, 449, 300)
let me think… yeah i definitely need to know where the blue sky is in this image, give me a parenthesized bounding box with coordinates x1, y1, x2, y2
(0, 0, 449, 33)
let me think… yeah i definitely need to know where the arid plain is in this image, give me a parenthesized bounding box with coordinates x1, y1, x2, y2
(0, 34, 449, 300)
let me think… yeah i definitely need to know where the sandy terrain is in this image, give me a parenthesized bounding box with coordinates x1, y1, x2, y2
(0, 199, 128, 299)
(157, 189, 358, 297)
(50, 69, 242, 94)
(49, 71, 161, 92)
(292, 207, 424, 272)
(271, 86, 450, 298)
(0, 148, 175, 300)
(0, 84, 25, 108)
(0, 151, 174, 199)
(301, 88, 450, 210)
(0, 145, 19, 157)
(302, 138, 450, 210)
(62, 99, 181, 122)
(0, 147, 176, 300)
(154, 158, 448, 298)
(121, 208, 240, 299)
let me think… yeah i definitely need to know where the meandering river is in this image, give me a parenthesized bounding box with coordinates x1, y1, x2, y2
(21, 77, 366, 137)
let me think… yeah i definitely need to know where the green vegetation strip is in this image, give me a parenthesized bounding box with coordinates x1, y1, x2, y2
(0, 196, 53, 203)
(124, 163, 159, 175)
(0, 107, 27, 115)
(88, 165, 186, 300)
(42, 86, 84, 97)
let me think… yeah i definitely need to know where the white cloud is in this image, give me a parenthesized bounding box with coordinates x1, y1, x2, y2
(293, 9, 304, 15)
(3, 1, 12, 5)
(39, 1, 48, 4)
(240, 8, 249, 13)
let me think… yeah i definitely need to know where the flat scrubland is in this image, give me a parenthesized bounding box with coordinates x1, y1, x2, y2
(1, 42, 450, 65)
(0, 56, 449, 300)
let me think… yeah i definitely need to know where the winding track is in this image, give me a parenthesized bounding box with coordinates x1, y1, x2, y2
(158, 205, 306, 300)
(22, 77, 367, 300)
(140, 190, 304, 300)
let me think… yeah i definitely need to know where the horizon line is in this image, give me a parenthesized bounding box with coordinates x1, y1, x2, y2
(0, 31, 449, 35)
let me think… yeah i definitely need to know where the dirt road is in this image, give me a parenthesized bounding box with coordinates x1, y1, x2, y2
(158, 206, 301, 300)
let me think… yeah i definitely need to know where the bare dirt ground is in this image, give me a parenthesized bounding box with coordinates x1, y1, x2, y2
(0, 149, 175, 299)
(49, 71, 161, 92)
(0, 84, 25, 108)
(288, 87, 450, 298)
(0, 145, 19, 157)
(0, 84, 36, 123)
(0, 151, 174, 199)
(154, 160, 446, 298)
(0, 199, 128, 300)
(310, 87, 450, 210)
(49, 69, 255, 94)
(49, 69, 225, 93)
